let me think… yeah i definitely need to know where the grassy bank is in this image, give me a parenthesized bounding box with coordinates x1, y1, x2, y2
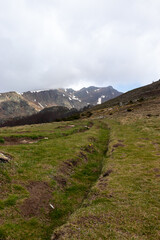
(51, 116, 160, 240)
(0, 120, 109, 240)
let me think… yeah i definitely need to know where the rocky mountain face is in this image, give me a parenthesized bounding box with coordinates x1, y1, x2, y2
(0, 86, 122, 120)
(0, 92, 37, 121)
(74, 86, 121, 105)
(22, 86, 122, 110)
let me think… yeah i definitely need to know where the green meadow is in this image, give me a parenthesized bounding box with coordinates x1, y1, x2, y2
(0, 116, 159, 240)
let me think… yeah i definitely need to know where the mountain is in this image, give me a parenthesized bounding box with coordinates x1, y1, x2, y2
(73, 86, 121, 105)
(22, 86, 122, 110)
(0, 86, 122, 121)
(0, 92, 37, 120)
(22, 89, 84, 110)
(93, 80, 160, 110)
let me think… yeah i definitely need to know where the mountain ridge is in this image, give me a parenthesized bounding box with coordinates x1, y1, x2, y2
(0, 86, 122, 120)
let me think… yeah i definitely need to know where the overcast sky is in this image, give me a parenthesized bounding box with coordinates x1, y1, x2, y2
(0, 0, 160, 93)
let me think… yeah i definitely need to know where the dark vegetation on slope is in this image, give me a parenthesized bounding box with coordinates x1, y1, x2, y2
(0, 106, 80, 127)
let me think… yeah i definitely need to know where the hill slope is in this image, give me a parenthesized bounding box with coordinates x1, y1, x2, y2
(93, 80, 160, 110)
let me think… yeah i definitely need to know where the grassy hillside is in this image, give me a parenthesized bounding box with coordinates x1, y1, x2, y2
(52, 116, 160, 240)
(0, 101, 160, 239)
(0, 120, 109, 240)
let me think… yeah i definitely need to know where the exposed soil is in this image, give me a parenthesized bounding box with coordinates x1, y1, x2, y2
(113, 143, 125, 148)
(1, 136, 44, 145)
(13, 130, 54, 134)
(20, 181, 52, 218)
(111, 142, 125, 152)
(78, 152, 88, 161)
(96, 176, 108, 190)
(77, 127, 90, 133)
(59, 158, 79, 176)
(103, 169, 113, 177)
(56, 125, 75, 129)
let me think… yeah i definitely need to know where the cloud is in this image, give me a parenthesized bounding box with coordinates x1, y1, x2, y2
(0, 0, 160, 93)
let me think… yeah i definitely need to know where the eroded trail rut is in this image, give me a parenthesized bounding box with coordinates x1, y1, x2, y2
(50, 123, 109, 240)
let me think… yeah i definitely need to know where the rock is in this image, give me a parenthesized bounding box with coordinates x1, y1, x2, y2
(0, 152, 11, 163)
(20, 140, 28, 144)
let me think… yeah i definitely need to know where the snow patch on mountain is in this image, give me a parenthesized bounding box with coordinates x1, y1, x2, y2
(97, 97, 102, 104)
(38, 102, 44, 108)
(94, 89, 100, 92)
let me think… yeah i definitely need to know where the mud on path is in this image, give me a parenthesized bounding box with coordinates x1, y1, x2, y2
(20, 181, 52, 218)
(1, 136, 44, 145)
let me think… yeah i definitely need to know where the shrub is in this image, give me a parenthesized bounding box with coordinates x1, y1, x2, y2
(0, 137, 5, 144)
(0, 228, 6, 240)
